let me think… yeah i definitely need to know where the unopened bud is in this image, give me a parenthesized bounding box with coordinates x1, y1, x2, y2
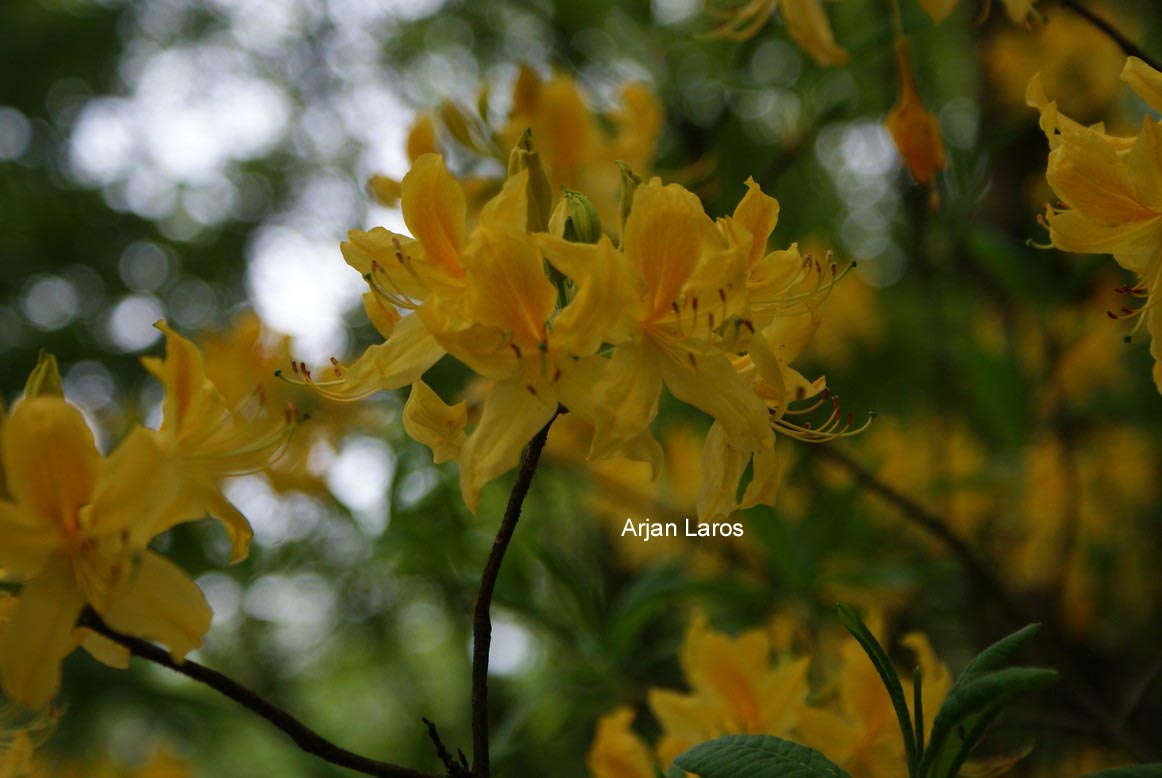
(560, 187, 602, 244)
(508, 128, 554, 233)
(617, 160, 644, 239)
(24, 350, 62, 398)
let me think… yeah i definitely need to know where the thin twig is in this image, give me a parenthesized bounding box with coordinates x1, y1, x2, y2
(79, 609, 437, 778)
(1058, 0, 1162, 73)
(470, 412, 558, 778)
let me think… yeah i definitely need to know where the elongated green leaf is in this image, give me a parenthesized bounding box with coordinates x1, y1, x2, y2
(1085, 767, 1162, 778)
(674, 735, 850, 778)
(921, 667, 1058, 778)
(836, 603, 917, 777)
(949, 624, 1040, 696)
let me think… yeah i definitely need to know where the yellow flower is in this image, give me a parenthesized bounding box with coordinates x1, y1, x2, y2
(144, 322, 300, 562)
(0, 397, 210, 709)
(650, 612, 811, 765)
(586, 708, 654, 778)
(1030, 57, 1162, 391)
(701, 0, 849, 67)
(541, 178, 774, 464)
(885, 39, 946, 187)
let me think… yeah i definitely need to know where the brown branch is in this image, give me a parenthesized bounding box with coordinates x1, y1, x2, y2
(79, 609, 438, 778)
(1058, 0, 1162, 73)
(470, 412, 557, 778)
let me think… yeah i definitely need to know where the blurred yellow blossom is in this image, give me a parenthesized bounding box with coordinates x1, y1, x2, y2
(700, 0, 849, 67)
(1030, 57, 1162, 392)
(0, 394, 209, 708)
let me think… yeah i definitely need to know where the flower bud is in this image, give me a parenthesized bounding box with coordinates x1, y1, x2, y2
(560, 187, 602, 244)
(616, 160, 644, 239)
(508, 128, 554, 233)
(24, 350, 62, 398)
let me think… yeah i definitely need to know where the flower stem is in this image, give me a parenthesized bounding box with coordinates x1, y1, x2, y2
(470, 412, 558, 778)
(78, 609, 437, 778)
(1059, 0, 1162, 73)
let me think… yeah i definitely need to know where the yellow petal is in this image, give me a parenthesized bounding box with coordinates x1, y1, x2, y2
(401, 154, 466, 280)
(661, 354, 774, 454)
(585, 707, 655, 778)
(697, 422, 747, 523)
(342, 228, 432, 298)
(781, 0, 849, 67)
(479, 166, 532, 231)
(623, 181, 720, 318)
(1048, 124, 1151, 225)
(101, 551, 212, 662)
(461, 225, 556, 347)
(732, 177, 780, 271)
(84, 427, 179, 537)
(363, 291, 401, 340)
(367, 175, 402, 208)
(1149, 301, 1162, 394)
(0, 503, 57, 578)
(458, 379, 556, 512)
(79, 629, 131, 669)
(1123, 57, 1162, 114)
(315, 313, 446, 399)
(144, 321, 230, 440)
(3, 397, 99, 529)
(740, 443, 781, 510)
(0, 553, 84, 708)
(538, 234, 636, 355)
(403, 379, 468, 464)
(588, 340, 664, 458)
(406, 113, 440, 161)
(202, 487, 253, 563)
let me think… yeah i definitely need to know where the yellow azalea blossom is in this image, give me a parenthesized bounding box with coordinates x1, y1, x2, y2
(650, 612, 811, 766)
(1030, 57, 1162, 391)
(402, 379, 467, 465)
(0, 396, 211, 708)
(144, 322, 300, 562)
(886, 39, 946, 187)
(197, 312, 372, 497)
(297, 153, 525, 403)
(586, 708, 654, 778)
(539, 177, 774, 464)
(701, 0, 850, 67)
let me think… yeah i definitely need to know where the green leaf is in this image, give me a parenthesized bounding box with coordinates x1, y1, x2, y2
(949, 624, 1040, 696)
(920, 667, 1058, 778)
(1085, 768, 1162, 778)
(836, 603, 917, 777)
(674, 734, 851, 778)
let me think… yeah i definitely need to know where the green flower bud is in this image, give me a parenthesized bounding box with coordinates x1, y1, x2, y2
(616, 160, 644, 240)
(560, 187, 602, 244)
(24, 350, 62, 398)
(507, 128, 554, 233)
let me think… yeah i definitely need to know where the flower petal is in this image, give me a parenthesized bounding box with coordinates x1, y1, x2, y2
(318, 313, 446, 399)
(402, 154, 466, 279)
(3, 397, 100, 530)
(403, 379, 468, 464)
(85, 427, 179, 538)
(697, 422, 748, 523)
(0, 553, 84, 708)
(662, 354, 774, 454)
(101, 551, 212, 662)
(458, 379, 556, 512)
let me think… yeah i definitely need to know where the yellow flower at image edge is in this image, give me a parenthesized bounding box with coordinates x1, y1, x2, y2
(0, 398, 211, 709)
(1030, 57, 1162, 392)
